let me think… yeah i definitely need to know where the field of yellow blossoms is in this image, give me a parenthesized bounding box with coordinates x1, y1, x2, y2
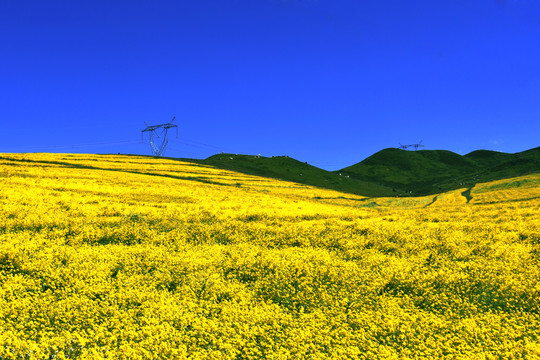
(0, 153, 539, 359)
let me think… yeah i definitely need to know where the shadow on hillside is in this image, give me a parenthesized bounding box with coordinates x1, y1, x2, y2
(160, 156, 396, 198)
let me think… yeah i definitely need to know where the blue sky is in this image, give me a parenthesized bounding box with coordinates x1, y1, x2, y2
(1, 0, 539, 170)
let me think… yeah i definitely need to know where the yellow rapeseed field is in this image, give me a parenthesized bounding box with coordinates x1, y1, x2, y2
(0, 153, 539, 359)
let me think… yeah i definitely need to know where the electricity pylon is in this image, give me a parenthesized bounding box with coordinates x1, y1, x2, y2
(398, 143, 411, 150)
(413, 140, 424, 150)
(398, 141, 424, 151)
(141, 117, 178, 156)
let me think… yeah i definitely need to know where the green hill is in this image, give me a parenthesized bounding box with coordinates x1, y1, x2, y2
(342, 147, 540, 195)
(182, 154, 395, 197)
(464, 149, 514, 167)
(172, 146, 540, 197)
(342, 148, 477, 186)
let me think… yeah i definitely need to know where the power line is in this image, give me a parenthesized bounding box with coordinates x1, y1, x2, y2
(178, 139, 226, 152)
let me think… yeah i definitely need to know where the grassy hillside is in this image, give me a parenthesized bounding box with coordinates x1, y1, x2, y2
(464, 149, 515, 167)
(171, 147, 540, 197)
(342, 146, 540, 195)
(0, 153, 539, 358)
(181, 153, 395, 197)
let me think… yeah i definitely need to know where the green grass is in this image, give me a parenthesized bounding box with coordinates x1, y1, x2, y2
(179, 154, 395, 197)
(160, 146, 540, 197)
(341, 147, 540, 195)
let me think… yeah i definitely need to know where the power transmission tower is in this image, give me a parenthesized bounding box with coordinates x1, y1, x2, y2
(398, 143, 411, 150)
(398, 141, 424, 150)
(141, 117, 178, 156)
(413, 140, 424, 151)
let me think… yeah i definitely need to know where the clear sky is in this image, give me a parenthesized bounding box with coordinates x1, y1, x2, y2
(1, 0, 539, 170)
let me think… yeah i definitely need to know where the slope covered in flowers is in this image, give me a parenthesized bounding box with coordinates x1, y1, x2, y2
(0, 153, 539, 359)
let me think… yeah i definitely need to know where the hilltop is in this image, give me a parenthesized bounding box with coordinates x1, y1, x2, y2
(342, 146, 540, 195)
(179, 146, 540, 197)
(182, 154, 396, 197)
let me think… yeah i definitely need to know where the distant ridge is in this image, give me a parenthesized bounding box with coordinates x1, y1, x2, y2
(177, 147, 540, 197)
(192, 154, 395, 197)
(341, 146, 540, 195)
